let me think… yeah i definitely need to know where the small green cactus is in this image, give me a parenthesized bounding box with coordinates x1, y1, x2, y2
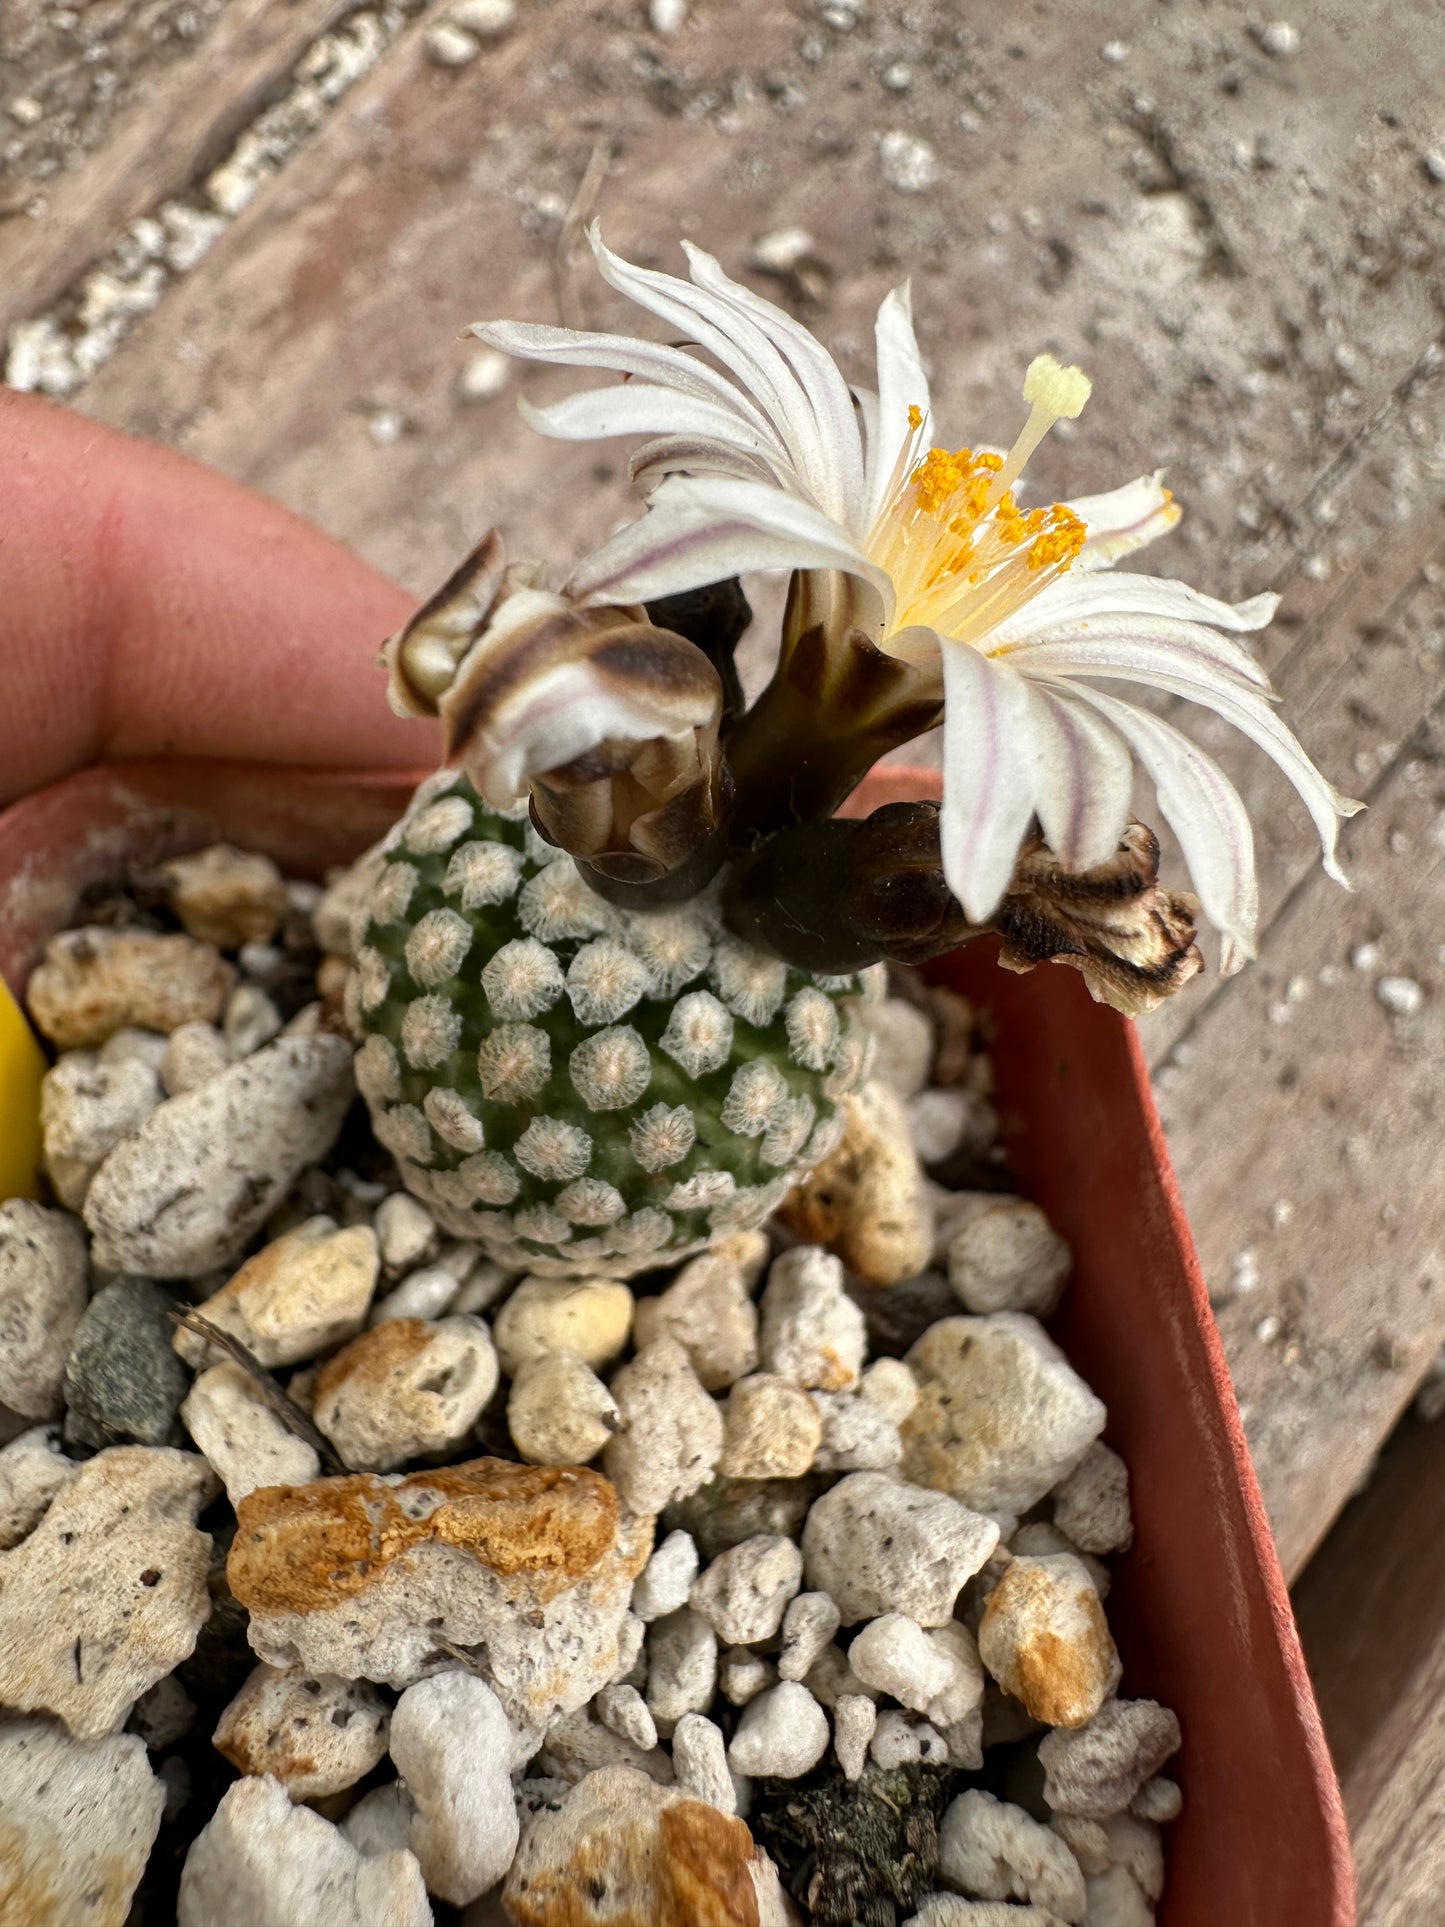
(349, 771, 873, 1278)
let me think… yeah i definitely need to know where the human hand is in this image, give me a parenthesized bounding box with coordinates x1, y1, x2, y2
(0, 391, 437, 810)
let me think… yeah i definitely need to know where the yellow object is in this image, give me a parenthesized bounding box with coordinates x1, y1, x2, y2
(0, 975, 45, 1202)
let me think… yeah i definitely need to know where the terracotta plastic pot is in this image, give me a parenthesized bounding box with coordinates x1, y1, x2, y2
(0, 758, 1353, 1927)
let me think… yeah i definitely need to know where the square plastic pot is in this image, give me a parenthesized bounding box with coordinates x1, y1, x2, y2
(0, 758, 1353, 1927)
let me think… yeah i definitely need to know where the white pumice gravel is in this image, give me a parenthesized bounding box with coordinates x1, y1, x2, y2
(689, 1534, 803, 1644)
(727, 1680, 831, 1778)
(939, 1788, 1087, 1923)
(672, 1711, 737, 1811)
(2, 874, 1183, 1918)
(604, 1336, 724, 1513)
(630, 1527, 700, 1622)
(759, 1243, 867, 1389)
(388, 1672, 520, 1905)
(778, 1590, 842, 1680)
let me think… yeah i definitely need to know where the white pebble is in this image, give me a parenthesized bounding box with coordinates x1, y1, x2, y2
(213, 1665, 389, 1800)
(879, 128, 940, 193)
(160, 1022, 232, 1095)
(849, 1613, 955, 1711)
(778, 1591, 842, 1681)
(0, 1720, 164, 1927)
(604, 1338, 723, 1515)
(425, 20, 479, 64)
(811, 1390, 902, 1471)
(833, 1693, 877, 1780)
(376, 1193, 438, 1271)
(0, 1424, 77, 1548)
(1052, 1441, 1133, 1554)
(596, 1682, 657, 1751)
(371, 1263, 459, 1324)
(449, 0, 516, 33)
(907, 1087, 976, 1163)
(1258, 19, 1299, 57)
(857, 998, 934, 1096)
(719, 1647, 775, 1705)
(946, 1199, 1071, 1317)
(803, 1471, 999, 1625)
(181, 1362, 320, 1504)
(751, 226, 816, 272)
(672, 1713, 735, 1811)
(644, 1609, 718, 1727)
(870, 1710, 949, 1768)
(633, 1250, 759, 1390)
(177, 1775, 430, 1927)
(759, 1244, 866, 1389)
(648, 0, 686, 30)
(939, 1788, 1087, 1923)
(1377, 975, 1424, 1016)
(313, 1316, 499, 1471)
(390, 1672, 519, 1904)
(508, 1350, 618, 1464)
(456, 348, 510, 403)
(859, 1357, 919, 1424)
(223, 984, 283, 1056)
(689, 1535, 802, 1645)
(493, 1277, 633, 1375)
(631, 1529, 700, 1622)
(727, 1681, 830, 1778)
(720, 1373, 822, 1477)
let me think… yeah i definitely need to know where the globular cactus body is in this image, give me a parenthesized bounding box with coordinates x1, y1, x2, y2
(349, 773, 872, 1278)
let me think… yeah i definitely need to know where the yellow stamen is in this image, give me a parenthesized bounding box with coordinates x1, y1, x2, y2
(907, 403, 923, 429)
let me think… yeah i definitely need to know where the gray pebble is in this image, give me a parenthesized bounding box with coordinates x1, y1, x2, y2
(63, 1279, 191, 1449)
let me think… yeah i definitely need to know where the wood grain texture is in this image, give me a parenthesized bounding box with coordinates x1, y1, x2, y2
(1295, 1412, 1445, 1924)
(0, 0, 357, 338)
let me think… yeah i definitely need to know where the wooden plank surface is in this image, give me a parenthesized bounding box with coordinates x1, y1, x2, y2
(11, 0, 1445, 1586)
(1295, 1410, 1445, 1923)
(0, 0, 361, 338)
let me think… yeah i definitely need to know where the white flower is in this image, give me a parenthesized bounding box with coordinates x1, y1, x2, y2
(472, 228, 1358, 969)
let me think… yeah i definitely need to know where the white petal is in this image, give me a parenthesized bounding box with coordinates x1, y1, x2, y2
(467, 661, 704, 804)
(998, 571, 1279, 643)
(629, 434, 781, 491)
(1030, 653, 1358, 884)
(683, 241, 866, 528)
(865, 281, 932, 526)
(994, 615, 1275, 698)
(1065, 683, 1260, 969)
(472, 317, 777, 441)
(938, 642, 1043, 923)
(1025, 683, 1135, 871)
(566, 474, 889, 610)
(1067, 471, 1182, 569)
(587, 228, 833, 507)
(518, 383, 787, 467)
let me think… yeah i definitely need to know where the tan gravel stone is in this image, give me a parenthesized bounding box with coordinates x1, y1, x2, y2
(778, 1080, 933, 1285)
(27, 926, 234, 1050)
(503, 1764, 786, 1926)
(213, 1665, 390, 1800)
(174, 1217, 379, 1369)
(161, 844, 289, 949)
(313, 1315, 499, 1470)
(719, 1373, 822, 1478)
(0, 1719, 164, 1927)
(0, 1446, 216, 1738)
(492, 1277, 633, 1375)
(0, 1201, 89, 1420)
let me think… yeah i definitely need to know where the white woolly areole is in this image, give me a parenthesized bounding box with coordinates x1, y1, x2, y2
(402, 992, 464, 1070)
(710, 939, 789, 1027)
(666, 1169, 737, 1210)
(513, 1204, 574, 1244)
(444, 839, 527, 909)
(375, 1102, 432, 1163)
(812, 972, 859, 993)
(721, 1058, 791, 1137)
(629, 1102, 698, 1173)
(477, 1022, 552, 1102)
(513, 1114, 593, 1182)
(762, 1092, 817, 1167)
(405, 908, 474, 987)
(343, 969, 363, 1034)
(570, 1025, 653, 1111)
(371, 861, 420, 926)
(607, 1207, 675, 1254)
(628, 907, 716, 997)
(424, 1085, 487, 1153)
(482, 936, 565, 1020)
(785, 988, 841, 1072)
(354, 1033, 401, 1105)
(807, 1112, 847, 1163)
(824, 1028, 871, 1100)
(518, 858, 616, 942)
(455, 1150, 522, 1206)
(404, 794, 476, 855)
(711, 1176, 793, 1228)
(659, 991, 735, 1079)
(408, 768, 463, 809)
(566, 938, 651, 1025)
(555, 1178, 627, 1225)
(356, 946, 390, 1012)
